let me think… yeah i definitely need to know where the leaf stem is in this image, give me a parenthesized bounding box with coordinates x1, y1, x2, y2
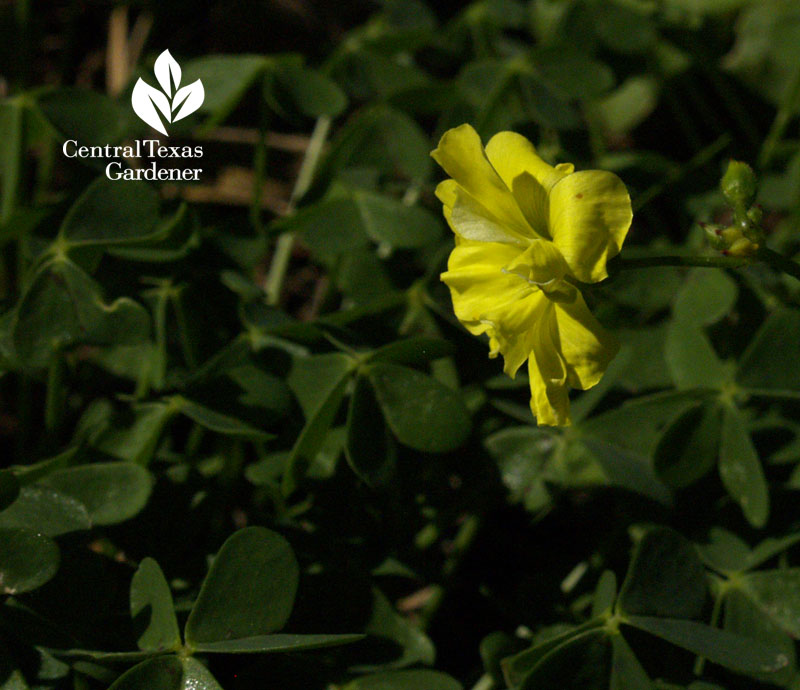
(45, 352, 65, 434)
(470, 674, 495, 690)
(759, 60, 800, 169)
(757, 247, 800, 282)
(250, 82, 270, 234)
(612, 246, 800, 283)
(265, 116, 331, 306)
(632, 133, 731, 212)
(171, 286, 197, 370)
(694, 584, 725, 676)
(611, 254, 753, 272)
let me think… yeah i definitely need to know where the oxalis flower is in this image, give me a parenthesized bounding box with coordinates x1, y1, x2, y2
(432, 124, 632, 426)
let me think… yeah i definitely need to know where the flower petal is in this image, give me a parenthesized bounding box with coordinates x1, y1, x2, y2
(528, 307, 571, 426)
(441, 240, 529, 324)
(434, 179, 458, 208)
(554, 291, 619, 389)
(450, 186, 529, 245)
(442, 240, 551, 378)
(510, 172, 550, 238)
(431, 124, 534, 238)
(548, 170, 633, 283)
(505, 238, 569, 286)
(488, 291, 548, 378)
(485, 131, 572, 191)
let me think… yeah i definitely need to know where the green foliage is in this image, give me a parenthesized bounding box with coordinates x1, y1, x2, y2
(2, 1, 800, 689)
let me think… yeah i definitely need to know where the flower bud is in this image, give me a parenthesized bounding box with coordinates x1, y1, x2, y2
(747, 204, 763, 225)
(702, 221, 759, 257)
(721, 160, 757, 207)
(701, 222, 727, 249)
(724, 235, 759, 257)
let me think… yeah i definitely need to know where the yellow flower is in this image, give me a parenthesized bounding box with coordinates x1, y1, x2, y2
(432, 124, 632, 426)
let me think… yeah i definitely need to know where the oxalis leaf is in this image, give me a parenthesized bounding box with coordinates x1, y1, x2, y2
(367, 362, 470, 453)
(35, 87, 133, 146)
(283, 352, 355, 494)
(107, 656, 223, 690)
(10, 258, 150, 369)
(41, 462, 153, 526)
(189, 633, 364, 654)
(184, 527, 299, 646)
(618, 527, 707, 620)
(724, 587, 798, 686)
(0, 485, 91, 536)
(180, 55, 270, 130)
(130, 558, 181, 653)
(273, 185, 441, 257)
(343, 670, 463, 690)
(345, 374, 396, 487)
(58, 176, 161, 248)
(738, 308, 800, 392)
(626, 616, 789, 675)
(0, 528, 59, 595)
(739, 569, 800, 638)
(719, 403, 769, 528)
(609, 634, 651, 690)
(517, 629, 609, 690)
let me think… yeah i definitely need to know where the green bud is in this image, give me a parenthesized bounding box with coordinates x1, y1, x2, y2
(701, 221, 760, 257)
(721, 160, 757, 207)
(747, 204, 763, 225)
(701, 222, 726, 249)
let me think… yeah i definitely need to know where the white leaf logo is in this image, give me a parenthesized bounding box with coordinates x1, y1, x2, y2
(131, 49, 204, 136)
(154, 49, 181, 97)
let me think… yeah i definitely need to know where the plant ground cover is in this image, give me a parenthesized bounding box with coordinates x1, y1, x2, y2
(2, 1, 800, 688)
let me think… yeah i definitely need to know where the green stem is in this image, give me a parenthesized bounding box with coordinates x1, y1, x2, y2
(15, 374, 32, 458)
(632, 133, 731, 212)
(757, 246, 800, 282)
(14, 0, 31, 89)
(265, 116, 331, 306)
(171, 287, 197, 370)
(759, 61, 800, 169)
(583, 102, 607, 162)
(250, 83, 270, 234)
(694, 585, 725, 676)
(150, 287, 169, 390)
(1, 100, 24, 228)
(611, 254, 753, 272)
(470, 674, 495, 690)
(612, 247, 800, 283)
(420, 514, 482, 630)
(45, 353, 65, 434)
(185, 424, 205, 458)
(1, 99, 27, 295)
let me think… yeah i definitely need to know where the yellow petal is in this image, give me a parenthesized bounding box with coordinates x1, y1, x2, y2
(510, 172, 549, 238)
(441, 240, 549, 378)
(431, 124, 534, 238)
(527, 307, 571, 426)
(450, 186, 529, 245)
(435, 180, 458, 234)
(505, 238, 569, 286)
(490, 290, 548, 378)
(435, 179, 458, 209)
(548, 170, 633, 283)
(441, 240, 530, 324)
(554, 291, 619, 389)
(485, 131, 572, 191)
